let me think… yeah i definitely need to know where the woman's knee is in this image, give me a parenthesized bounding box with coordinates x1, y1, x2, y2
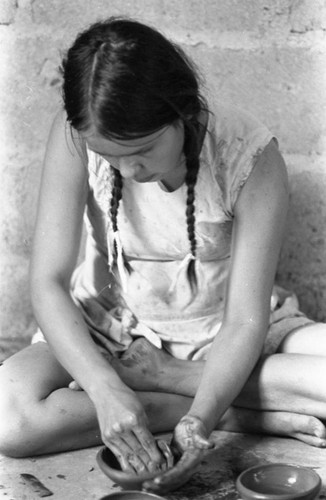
(0, 345, 71, 457)
(278, 323, 326, 355)
(0, 378, 33, 457)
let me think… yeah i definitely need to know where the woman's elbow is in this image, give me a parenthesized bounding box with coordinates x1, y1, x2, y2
(29, 268, 70, 310)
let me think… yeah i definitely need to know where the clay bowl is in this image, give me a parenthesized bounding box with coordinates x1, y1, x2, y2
(97, 445, 171, 491)
(99, 491, 166, 500)
(236, 463, 321, 500)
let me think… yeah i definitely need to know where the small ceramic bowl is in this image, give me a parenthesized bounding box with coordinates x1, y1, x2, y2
(97, 445, 172, 491)
(99, 491, 166, 500)
(236, 463, 322, 500)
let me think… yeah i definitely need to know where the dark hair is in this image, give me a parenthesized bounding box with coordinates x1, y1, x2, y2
(62, 17, 209, 295)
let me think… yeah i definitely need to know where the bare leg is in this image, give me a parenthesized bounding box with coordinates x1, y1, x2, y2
(0, 342, 191, 457)
(277, 322, 326, 356)
(234, 322, 326, 420)
(112, 331, 326, 447)
(1, 323, 326, 458)
(218, 407, 326, 447)
(114, 335, 326, 417)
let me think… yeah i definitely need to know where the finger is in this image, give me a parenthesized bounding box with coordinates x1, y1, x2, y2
(157, 440, 174, 470)
(122, 432, 154, 473)
(193, 434, 214, 449)
(143, 464, 192, 494)
(106, 441, 135, 473)
(134, 427, 165, 470)
(169, 438, 182, 461)
(143, 449, 203, 494)
(107, 436, 149, 474)
(160, 448, 202, 478)
(174, 415, 211, 448)
(145, 469, 193, 494)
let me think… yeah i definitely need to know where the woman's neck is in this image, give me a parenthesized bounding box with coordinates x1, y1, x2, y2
(158, 110, 209, 192)
(159, 159, 187, 192)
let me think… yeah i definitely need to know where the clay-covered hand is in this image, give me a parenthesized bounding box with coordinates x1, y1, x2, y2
(143, 414, 214, 494)
(93, 383, 165, 474)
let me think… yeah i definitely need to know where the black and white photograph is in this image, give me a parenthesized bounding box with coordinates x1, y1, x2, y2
(1, 1, 326, 498)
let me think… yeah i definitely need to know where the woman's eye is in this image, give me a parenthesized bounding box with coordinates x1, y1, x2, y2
(141, 148, 152, 157)
(101, 147, 152, 162)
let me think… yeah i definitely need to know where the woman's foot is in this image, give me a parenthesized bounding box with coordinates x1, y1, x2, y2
(219, 406, 326, 448)
(68, 338, 172, 392)
(111, 338, 202, 396)
(69, 338, 202, 396)
(113, 338, 182, 392)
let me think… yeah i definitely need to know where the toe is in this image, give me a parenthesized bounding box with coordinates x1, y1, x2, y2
(292, 432, 326, 448)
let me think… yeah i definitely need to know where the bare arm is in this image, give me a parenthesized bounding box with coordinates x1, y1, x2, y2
(189, 139, 289, 431)
(30, 109, 121, 393)
(145, 139, 289, 493)
(30, 110, 163, 471)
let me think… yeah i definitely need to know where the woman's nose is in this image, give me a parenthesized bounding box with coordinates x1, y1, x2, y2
(118, 157, 141, 179)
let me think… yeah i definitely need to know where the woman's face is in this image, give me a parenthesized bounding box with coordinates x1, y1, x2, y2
(83, 121, 185, 184)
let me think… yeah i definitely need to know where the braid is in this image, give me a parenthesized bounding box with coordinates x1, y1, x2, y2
(184, 122, 201, 296)
(109, 166, 123, 233)
(109, 167, 131, 273)
(185, 165, 198, 257)
(185, 158, 199, 295)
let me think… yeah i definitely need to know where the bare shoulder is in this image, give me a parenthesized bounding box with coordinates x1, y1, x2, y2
(239, 139, 289, 206)
(255, 139, 288, 186)
(46, 108, 88, 168)
(39, 108, 89, 207)
(234, 138, 289, 223)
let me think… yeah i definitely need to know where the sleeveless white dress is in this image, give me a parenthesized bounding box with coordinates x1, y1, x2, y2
(34, 100, 313, 359)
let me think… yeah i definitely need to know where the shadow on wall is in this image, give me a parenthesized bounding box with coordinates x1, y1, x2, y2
(277, 167, 326, 323)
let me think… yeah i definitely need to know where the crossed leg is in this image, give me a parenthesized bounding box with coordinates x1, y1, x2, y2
(0, 323, 326, 457)
(0, 341, 193, 457)
(110, 323, 326, 447)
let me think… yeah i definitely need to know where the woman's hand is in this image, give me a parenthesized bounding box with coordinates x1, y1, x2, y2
(172, 414, 214, 452)
(143, 414, 214, 494)
(92, 383, 165, 474)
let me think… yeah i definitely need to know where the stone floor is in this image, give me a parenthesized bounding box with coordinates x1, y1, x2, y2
(1, 431, 326, 500)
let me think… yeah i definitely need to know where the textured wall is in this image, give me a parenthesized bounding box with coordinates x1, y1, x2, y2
(1, 0, 326, 357)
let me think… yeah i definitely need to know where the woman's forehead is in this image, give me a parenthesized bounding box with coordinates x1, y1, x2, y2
(82, 125, 171, 155)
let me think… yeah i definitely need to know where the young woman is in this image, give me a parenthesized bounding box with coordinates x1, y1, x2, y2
(1, 17, 326, 494)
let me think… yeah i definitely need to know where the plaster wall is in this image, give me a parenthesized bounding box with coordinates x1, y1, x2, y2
(1, 0, 326, 356)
